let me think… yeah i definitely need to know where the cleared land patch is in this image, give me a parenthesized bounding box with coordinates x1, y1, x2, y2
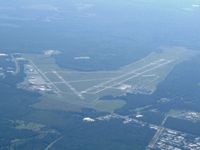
(19, 47, 198, 112)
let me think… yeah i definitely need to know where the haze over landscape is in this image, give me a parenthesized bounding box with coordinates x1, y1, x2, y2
(1, 0, 200, 149)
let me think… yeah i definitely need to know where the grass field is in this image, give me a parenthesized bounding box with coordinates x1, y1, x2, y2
(20, 47, 198, 112)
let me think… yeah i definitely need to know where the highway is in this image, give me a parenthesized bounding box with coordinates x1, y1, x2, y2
(146, 114, 169, 150)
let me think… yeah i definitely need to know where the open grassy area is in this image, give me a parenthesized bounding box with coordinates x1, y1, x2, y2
(21, 47, 198, 112)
